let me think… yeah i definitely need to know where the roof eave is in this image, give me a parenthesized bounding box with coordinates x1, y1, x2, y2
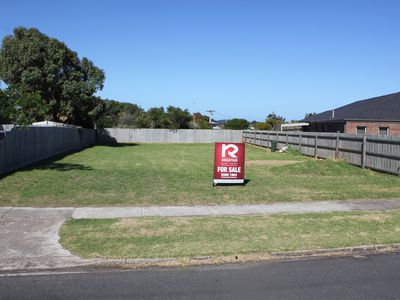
(344, 118, 400, 122)
(303, 119, 346, 124)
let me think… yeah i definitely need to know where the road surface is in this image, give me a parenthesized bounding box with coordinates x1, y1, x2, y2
(1, 253, 399, 299)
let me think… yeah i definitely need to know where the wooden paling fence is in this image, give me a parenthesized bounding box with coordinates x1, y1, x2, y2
(242, 130, 400, 175)
(0, 127, 96, 176)
(98, 128, 243, 144)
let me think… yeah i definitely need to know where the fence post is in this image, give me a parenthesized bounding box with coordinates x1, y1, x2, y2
(267, 132, 270, 148)
(259, 132, 262, 147)
(314, 134, 318, 158)
(362, 134, 367, 168)
(299, 133, 302, 152)
(335, 132, 339, 159)
(286, 133, 288, 146)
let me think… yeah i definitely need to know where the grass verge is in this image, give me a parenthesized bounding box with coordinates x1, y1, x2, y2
(1, 144, 400, 206)
(60, 210, 400, 259)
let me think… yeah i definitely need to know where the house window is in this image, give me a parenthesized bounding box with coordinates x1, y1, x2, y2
(356, 126, 367, 135)
(379, 127, 389, 136)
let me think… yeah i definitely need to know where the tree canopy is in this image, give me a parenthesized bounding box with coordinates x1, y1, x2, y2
(94, 102, 193, 130)
(0, 88, 11, 123)
(0, 27, 105, 127)
(224, 118, 249, 130)
(165, 106, 191, 129)
(254, 113, 285, 130)
(304, 112, 317, 119)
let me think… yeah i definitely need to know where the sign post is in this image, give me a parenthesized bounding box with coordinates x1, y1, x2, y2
(213, 142, 245, 185)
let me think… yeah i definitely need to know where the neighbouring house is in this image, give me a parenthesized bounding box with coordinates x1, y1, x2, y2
(279, 122, 310, 131)
(31, 121, 76, 128)
(303, 92, 400, 136)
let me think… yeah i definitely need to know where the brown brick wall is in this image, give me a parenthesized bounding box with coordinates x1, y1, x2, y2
(345, 121, 400, 136)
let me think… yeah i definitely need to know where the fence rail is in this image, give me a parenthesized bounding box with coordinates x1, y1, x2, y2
(242, 130, 400, 175)
(0, 127, 96, 176)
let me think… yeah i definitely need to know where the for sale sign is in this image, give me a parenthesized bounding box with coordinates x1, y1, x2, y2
(213, 142, 245, 185)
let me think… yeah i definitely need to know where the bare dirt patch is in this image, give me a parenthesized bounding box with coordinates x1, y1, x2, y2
(246, 160, 302, 166)
(331, 214, 392, 223)
(357, 214, 392, 222)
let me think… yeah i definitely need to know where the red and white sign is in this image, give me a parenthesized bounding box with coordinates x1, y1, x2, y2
(213, 142, 245, 184)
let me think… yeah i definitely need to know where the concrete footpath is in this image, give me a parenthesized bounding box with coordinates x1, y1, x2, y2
(71, 199, 400, 218)
(1, 199, 400, 272)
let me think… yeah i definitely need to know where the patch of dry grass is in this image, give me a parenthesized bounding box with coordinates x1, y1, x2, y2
(60, 210, 400, 259)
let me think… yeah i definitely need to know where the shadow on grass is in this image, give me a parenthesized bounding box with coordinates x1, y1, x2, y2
(97, 142, 140, 147)
(36, 162, 93, 172)
(0, 146, 95, 179)
(214, 179, 251, 187)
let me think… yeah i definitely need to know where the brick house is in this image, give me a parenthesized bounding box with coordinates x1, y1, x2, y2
(303, 92, 400, 136)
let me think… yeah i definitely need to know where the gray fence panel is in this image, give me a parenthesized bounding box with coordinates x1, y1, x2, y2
(98, 129, 243, 144)
(0, 127, 96, 175)
(243, 130, 400, 175)
(365, 135, 400, 174)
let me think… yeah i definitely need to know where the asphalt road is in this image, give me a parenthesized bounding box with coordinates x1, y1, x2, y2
(1, 253, 400, 300)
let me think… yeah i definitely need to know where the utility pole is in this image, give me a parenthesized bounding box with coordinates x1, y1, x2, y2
(206, 110, 215, 123)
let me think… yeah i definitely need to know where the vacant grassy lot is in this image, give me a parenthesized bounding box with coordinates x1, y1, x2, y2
(60, 210, 400, 259)
(1, 143, 400, 206)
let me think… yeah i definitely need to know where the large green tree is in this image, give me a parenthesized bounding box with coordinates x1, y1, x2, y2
(165, 106, 191, 129)
(0, 88, 11, 123)
(0, 27, 105, 127)
(117, 103, 148, 128)
(147, 107, 169, 128)
(95, 99, 151, 129)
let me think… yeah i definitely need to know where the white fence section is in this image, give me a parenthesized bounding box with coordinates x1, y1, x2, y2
(242, 130, 400, 175)
(0, 127, 96, 176)
(98, 128, 243, 144)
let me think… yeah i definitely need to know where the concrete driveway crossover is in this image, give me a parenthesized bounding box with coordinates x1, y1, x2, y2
(0, 207, 86, 271)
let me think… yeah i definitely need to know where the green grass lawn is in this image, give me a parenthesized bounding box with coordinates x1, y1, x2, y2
(1, 143, 400, 206)
(60, 210, 400, 259)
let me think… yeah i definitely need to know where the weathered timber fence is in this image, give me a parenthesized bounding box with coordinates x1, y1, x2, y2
(0, 127, 96, 176)
(98, 128, 243, 144)
(242, 130, 400, 175)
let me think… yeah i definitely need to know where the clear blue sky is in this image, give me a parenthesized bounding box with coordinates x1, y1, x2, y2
(1, 0, 400, 121)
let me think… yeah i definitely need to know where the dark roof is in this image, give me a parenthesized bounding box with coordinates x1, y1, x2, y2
(304, 92, 400, 123)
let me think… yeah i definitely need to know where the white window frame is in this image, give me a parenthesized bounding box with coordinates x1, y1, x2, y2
(379, 127, 389, 136)
(356, 126, 367, 135)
